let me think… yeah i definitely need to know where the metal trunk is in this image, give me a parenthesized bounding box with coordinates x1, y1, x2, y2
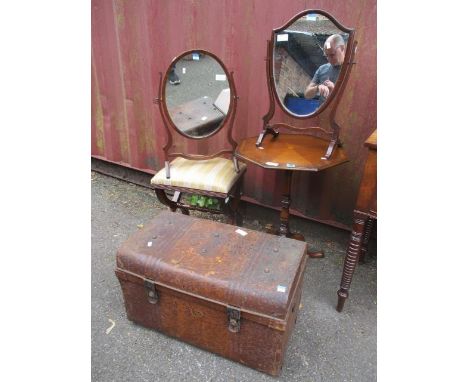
(115, 211, 307, 375)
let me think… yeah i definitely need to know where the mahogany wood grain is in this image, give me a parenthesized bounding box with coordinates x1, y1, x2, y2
(236, 134, 348, 172)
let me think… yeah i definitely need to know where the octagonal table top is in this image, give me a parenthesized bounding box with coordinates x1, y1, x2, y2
(235, 134, 348, 172)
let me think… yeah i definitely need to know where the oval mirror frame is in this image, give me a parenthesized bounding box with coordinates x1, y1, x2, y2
(161, 49, 234, 140)
(271, 9, 355, 119)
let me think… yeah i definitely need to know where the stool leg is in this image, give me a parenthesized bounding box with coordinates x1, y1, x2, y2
(337, 212, 367, 312)
(171, 191, 189, 215)
(155, 189, 189, 214)
(155, 189, 178, 212)
(230, 178, 244, 226)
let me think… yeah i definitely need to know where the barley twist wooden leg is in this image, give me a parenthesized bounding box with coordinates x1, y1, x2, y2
(337, 211, 368, 312)
(359, 217, 375, 263)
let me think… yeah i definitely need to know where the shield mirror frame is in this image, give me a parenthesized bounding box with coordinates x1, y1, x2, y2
(270, 9, 355, 119)
(257, 9, 357, 159)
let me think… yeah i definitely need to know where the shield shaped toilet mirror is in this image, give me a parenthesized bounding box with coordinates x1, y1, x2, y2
(272, 11, 354, 117)
(258, 9, 357, 159)
(162, 51, 232, 139)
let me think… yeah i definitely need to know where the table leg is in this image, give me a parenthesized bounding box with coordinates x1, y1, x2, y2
(278, 171, 292, 237)
(336, 211, 368, 312)
(359, 217, 375, 263)
(277, 171, 323, 258)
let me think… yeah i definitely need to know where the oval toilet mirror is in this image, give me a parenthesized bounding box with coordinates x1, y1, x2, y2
(163, 50, 232, 139)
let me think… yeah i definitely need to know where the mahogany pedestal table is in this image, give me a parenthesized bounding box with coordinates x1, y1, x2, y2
(235, 134, 348, 258)
(336, 129, 377, 312)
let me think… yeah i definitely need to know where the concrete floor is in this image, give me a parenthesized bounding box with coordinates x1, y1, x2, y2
(91, 171, 376, 382)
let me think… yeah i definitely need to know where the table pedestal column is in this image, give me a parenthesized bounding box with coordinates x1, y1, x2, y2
(272, 170, 324, 258)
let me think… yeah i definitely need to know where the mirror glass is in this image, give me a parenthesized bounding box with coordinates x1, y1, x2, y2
(273, 13, 349, 117)
(164, 52, 231, 138)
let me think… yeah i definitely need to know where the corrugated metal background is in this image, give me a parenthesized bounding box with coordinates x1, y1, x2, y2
(91, 0, 377, 229)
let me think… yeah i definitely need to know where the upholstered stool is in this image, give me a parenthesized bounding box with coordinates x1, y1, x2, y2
(151, 157, 246, 225)
(151, 157, 246, 194)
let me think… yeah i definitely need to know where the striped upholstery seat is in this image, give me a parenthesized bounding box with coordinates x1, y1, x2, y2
(151, 157, 246, 194)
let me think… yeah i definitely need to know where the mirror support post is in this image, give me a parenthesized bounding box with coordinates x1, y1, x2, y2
(325, 40, 358, 159)
(165, 161, 170, 179)
(257, 40, 280, 147)
(256, 125, 279, 147)
(155, 71, 174, 172)
(322, 138, 338, 160)
(225, 71, 239, 153)
(233, 156, 240, 173)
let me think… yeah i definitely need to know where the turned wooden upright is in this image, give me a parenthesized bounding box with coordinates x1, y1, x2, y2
(337, 129, 377, 312)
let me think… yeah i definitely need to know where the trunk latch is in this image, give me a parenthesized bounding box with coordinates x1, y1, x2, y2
(227, 306, 241, 333)
(144, 279, 159, 304)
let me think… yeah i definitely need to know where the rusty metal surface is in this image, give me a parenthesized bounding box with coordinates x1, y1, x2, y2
(116, 211, 307, 319)
(115, 210, 307, 375)
(91, 0, 377, 228)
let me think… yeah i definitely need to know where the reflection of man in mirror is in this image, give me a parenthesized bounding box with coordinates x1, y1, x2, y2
(304, 34, 346, 105)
